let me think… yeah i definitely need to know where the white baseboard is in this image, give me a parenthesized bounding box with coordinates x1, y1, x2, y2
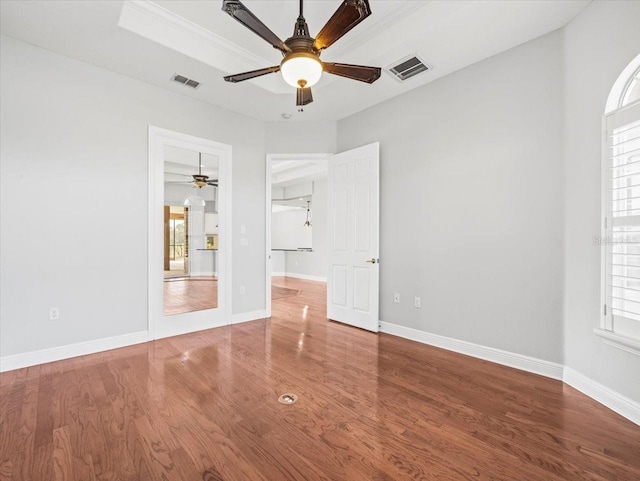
(231, 309, 268, 325)
(3, 318, 637, 426)
(379, 321, 564, 380)
(277, 272, 327, 282)
(379, 321, 640, 425)
(271, 271, 286, 277)
(0, 330, 149, 373)
(0, 309, 267, 372)
(563, 367, 640, 426)
(190, 271, 216, 276)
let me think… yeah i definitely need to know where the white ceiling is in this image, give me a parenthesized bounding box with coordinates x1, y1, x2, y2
(0, 0, 590, 122)
(164, 145, 218, 185)
(272, 159, 327, 187)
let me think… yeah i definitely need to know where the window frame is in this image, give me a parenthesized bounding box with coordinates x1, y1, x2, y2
(599, 98, 640, 355)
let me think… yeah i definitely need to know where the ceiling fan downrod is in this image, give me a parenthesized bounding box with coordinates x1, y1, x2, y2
(292, 0, 311, 42)
(192, 152, 209, 188)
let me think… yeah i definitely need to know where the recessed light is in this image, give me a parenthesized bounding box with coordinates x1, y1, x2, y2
(282, 113, 292, 120)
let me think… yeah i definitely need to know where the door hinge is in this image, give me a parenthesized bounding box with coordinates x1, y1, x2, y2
(604, 304, 607, 316)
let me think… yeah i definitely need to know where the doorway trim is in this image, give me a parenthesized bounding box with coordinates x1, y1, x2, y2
(149, 126, 233, 339)
(265, 152, 332, 318)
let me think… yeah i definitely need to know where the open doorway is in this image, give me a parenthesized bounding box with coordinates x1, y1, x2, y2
(164, 205, 188, 277)
(265, 143, 380, 331)
(265, 153, 331, 317)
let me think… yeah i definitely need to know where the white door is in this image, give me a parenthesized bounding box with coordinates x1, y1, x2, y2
(327, 142, 380, 332)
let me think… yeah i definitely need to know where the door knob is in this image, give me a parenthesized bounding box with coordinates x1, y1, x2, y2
(366, 258, 377, 264)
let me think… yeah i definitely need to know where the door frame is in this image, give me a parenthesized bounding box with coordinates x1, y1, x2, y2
(148, 126, 233, 339)
(265, 152, 332, 318)
(164, 206, 189, 277)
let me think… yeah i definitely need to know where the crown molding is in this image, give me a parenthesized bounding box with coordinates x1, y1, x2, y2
(118, 0, 289, 94)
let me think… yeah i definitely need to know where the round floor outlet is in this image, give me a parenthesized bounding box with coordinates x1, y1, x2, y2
(278, 393, 299, 405)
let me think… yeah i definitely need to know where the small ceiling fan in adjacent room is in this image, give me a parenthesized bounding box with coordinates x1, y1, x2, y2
(165, 153, 218, 188)
(221, 0, 382, 110)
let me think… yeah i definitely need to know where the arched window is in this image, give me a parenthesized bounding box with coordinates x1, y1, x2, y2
(620, 66, 640, 108)
(605, 54, 640, 112)
(601, 54, 640, 347)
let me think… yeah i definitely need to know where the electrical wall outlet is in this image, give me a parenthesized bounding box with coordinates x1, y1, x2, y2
(414, 297, 421, 308)
(49, 307, 60, 321)
(393, 293, 400, 304)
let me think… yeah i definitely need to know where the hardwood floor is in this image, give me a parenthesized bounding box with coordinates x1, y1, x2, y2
(163, 278, 298, 315)
(163, 276, 218, 315)
(1, 277, 639, 480)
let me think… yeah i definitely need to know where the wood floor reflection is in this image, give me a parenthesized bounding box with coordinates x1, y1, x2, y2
(1, 277, 639, 480)
(163, 276, 218, 315)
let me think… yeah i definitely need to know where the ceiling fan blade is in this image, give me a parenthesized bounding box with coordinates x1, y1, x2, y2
(313, 0, 372, 51)
(323, 62, 381, 83)
(222, 0, 290, 54)
(224, 66, 280, 83)
(296, 87, 313, 106)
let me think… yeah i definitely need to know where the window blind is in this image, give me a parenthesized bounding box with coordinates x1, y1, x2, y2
(605, 100, 640, 339)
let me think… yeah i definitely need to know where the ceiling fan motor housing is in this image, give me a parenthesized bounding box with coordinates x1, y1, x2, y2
(280, 14, 323, 89)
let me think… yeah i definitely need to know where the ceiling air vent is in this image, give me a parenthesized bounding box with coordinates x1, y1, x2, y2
(386, 55, 431, 82)
(171, 74, 200, 89)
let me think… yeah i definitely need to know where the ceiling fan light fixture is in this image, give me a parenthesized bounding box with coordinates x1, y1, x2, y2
(281, 52, 322, 88)
(222, 0, 379, 106)
(192, 174, 209, 188)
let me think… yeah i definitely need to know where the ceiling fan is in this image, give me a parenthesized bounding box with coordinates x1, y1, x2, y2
(165, 153, 218, 188)
(222, 0, 381, 110)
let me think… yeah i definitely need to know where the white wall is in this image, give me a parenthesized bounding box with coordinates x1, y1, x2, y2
(271, 250, 286, 275)
(270, 180, 328, 280)
(271, 208, 312, 250)
(285, 179, 328, 280)
(0, 36, 265, 357)
(563, 0, 640, 402)
(338, 30, 565, 363)
(266, 122, 335, 281)
(265, 121, 336, 154)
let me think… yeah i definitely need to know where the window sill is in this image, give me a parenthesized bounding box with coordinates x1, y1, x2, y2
(593, 328, 640, 356)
